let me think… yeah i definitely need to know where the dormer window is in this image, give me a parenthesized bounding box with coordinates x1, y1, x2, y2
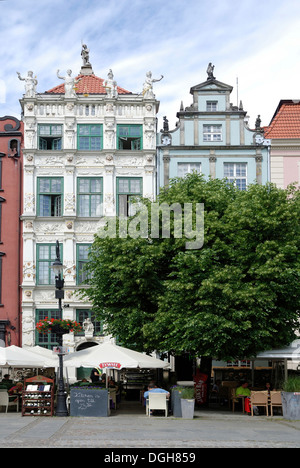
(206, 101, 218, 111)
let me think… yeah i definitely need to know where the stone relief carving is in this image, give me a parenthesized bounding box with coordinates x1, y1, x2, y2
(23, 262, 36, 280)
(65, 193, 76, 212)
(24, 193, 35, 212)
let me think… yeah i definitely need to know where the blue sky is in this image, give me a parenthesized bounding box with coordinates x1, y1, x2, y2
(1, 0, 300, 129)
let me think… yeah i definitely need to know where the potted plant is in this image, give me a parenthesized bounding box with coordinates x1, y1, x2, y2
(281, 376, 300, 420)
(36, 318, 82, 345)
(171, 386, 184, 417)
(180, 387, 195, 419)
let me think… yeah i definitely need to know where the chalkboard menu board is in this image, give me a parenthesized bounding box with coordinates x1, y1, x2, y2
(70, 388, 109, 417)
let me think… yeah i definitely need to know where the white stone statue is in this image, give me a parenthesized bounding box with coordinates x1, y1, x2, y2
(83, 318, 94, 338)
(17, 71, 38, 98)
(104, 69, 118, 98)
(57, 69, 81, 98)
(81, 43, 91, 66)
(142, 71, 163, 98)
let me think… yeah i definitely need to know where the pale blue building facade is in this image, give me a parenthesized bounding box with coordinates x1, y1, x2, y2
(157, 70, 269, 191)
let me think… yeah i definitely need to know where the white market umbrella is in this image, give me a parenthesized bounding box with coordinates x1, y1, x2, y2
(27, 346, 59, 368)
(256, 340, 300, 360)
(0, 345, 48, 368)
(63, 342, 170, 370)
(256, 340, 300, 380)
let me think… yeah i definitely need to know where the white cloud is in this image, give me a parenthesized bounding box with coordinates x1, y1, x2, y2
(0, 0, 300, 130)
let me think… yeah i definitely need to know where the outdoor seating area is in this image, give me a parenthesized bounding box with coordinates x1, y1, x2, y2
(208, 380, 283, 416)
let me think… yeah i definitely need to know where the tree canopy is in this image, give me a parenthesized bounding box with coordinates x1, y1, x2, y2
(81, 174, 300, 361)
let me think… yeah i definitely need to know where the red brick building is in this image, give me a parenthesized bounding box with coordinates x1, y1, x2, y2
(0, 116, 23, 347)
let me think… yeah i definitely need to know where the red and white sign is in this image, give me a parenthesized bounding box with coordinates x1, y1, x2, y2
(99, 362, 121, 369)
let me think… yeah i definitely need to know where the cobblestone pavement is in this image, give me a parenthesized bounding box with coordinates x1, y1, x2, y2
(0, 402, 299, 449)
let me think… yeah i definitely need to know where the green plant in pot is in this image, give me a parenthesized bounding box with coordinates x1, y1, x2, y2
(180, 387, 195, 400)
(281, 376, 300, 420)
(180, 387, 195, 419)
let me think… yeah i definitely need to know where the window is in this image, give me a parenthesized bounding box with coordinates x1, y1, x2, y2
(117, 125, 142, 150)
(76, 309, 103, 336)
(117, 177, 142, 216)
(38, 124, 62, 150)
(77, 124, 102, 150)
(36, 309, 62, 349)
(224, 163, 247, 190)
(77, 178, 103, 217)
(37, 178, 63, 217)
(177, 162, 201, 178)
(36, 244, 63, 285)
(203, 124, 222, 142)
(206, 101, 218, 111)
(77, 244, 91, 284)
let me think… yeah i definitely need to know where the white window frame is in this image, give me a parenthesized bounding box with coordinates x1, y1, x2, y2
(203, 124, 222, 142)
(177, 162, 201, 178)
(224, 162, 247, 190)
(206, 101, 218, 111)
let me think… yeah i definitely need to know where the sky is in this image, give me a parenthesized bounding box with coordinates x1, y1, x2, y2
(1, 0, 300, 130)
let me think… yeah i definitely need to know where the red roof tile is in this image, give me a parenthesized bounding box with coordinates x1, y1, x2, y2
(45, 73, 131, 95)
(265, 100, 300, 139)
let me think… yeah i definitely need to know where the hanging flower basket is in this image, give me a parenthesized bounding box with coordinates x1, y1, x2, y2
(36, 318, 82, 335)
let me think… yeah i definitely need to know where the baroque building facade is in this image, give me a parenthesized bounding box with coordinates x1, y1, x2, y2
(0, 116, 23, 347)
(157, 64, 269, 190)
(265, 99, 300, 188)
(19, 47, 159, 354)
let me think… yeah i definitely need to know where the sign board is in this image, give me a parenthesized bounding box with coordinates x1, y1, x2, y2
(70, 388, 109, 417)
(99, 362, 121, 369)
(53, 346, 69, 355)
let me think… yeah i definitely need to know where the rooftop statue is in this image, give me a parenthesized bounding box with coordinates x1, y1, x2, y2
(17, 70, 38, 98)
(206, 62, 216, 80)
(81, 43, 91, 67)
(57, 69, 82, 98)
(142, 71, 163, 98)
(104, 69, 118, 98)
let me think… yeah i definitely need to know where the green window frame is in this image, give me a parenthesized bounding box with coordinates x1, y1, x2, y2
(36, 243, 63, 285)
(76, 244, 91, 285)
(37, 177, 63, 217)
(76, 309, 103, 336)
(38, 124, 63, 150)
(35, 309, 62, 349)
(117, 125, 143, 150)
(116, 177, 142, 216)
(77, 124, 103, 150)
(77, 177, 103, 217)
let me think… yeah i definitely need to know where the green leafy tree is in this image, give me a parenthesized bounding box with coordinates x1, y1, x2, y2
(81, 174, 300, 360)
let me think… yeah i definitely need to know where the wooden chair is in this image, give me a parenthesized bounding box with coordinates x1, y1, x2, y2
(250, 391, 269, 416)
(270, 391, 282, 416)
(146, 393, 168, 417)
(230, 388, 239, 412)
(0, 391, 19, 412)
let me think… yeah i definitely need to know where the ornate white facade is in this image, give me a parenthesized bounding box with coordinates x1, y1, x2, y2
(19, 50, 160, 354)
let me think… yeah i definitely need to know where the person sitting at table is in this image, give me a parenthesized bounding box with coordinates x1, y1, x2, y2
(8, 382, 23, 403)
(236, 381, 258, 415)
(0, 374, 13, 389)
(144, 383, 170, 400)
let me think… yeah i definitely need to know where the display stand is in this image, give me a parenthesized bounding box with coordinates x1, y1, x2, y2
(22, 375, 54, 417)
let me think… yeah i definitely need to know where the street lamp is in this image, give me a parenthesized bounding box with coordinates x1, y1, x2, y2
(51, 240, 68, 417)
